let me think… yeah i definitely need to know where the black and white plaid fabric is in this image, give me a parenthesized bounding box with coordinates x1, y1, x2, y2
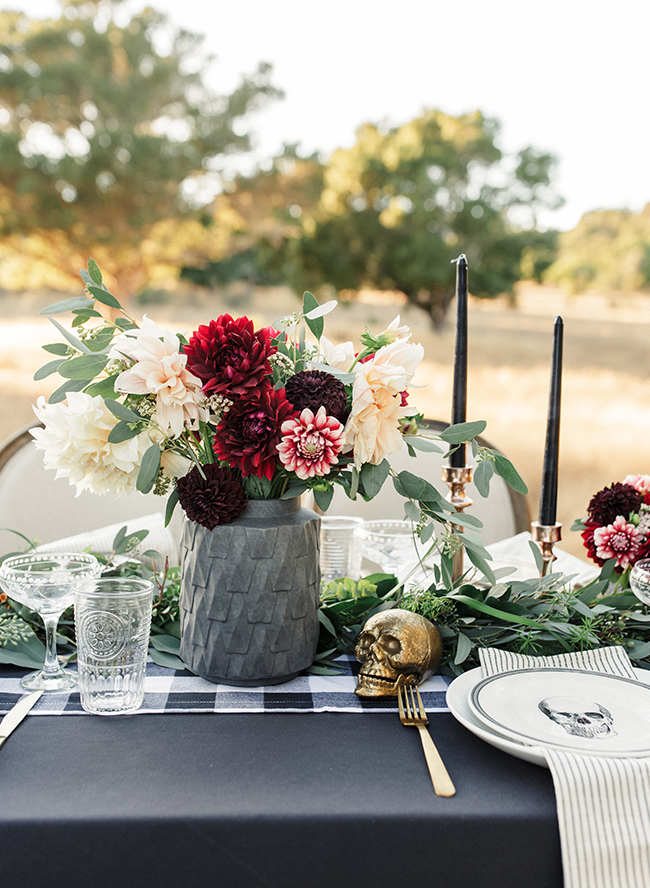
(0, 656, 451, 716)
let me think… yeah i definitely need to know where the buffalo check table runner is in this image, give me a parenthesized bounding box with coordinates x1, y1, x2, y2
(0, 655, 451, 716)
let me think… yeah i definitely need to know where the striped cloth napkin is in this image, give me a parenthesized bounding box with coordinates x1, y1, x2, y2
(478, 646, 650, 888)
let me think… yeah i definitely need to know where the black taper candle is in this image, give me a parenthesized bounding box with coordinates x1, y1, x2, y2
(539, 316, 564, 525)
(450, 254, 468, 467)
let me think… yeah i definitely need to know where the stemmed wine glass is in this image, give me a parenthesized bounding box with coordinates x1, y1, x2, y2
(0, 552, 102, 692)
(630, 559, 650, 606)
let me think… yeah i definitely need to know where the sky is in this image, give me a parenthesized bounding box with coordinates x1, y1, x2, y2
(8, 0, 650, 231)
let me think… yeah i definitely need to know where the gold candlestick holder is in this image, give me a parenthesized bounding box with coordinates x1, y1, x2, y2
(531, 521, 562, 577)
(442, 466, 473, 581)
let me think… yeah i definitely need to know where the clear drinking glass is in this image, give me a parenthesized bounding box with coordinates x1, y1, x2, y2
(0, 552, 101, 692)
(353, 519, 424, 580)
(320, 516, 364, 582)
(630, 559, 650, 605)
(73, 577, 154, 715)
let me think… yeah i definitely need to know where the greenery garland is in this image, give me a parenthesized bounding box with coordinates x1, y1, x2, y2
(2, 528, 650, 678)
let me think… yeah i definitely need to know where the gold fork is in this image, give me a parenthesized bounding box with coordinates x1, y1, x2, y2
(398, 684, 456, 797)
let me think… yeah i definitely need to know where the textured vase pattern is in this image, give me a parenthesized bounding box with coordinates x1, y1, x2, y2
(179, 499, 321, 686)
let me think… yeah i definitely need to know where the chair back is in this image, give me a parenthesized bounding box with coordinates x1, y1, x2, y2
(0, 422, 182, 562)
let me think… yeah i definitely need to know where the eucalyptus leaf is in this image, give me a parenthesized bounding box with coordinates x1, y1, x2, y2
(473, 458, 494, 497)
(58, 354, 108, 379)
(48, 316, 93, 355)
(87, 257, 103, 285)
(86, 285, 122, 309)
(313, 485, 334, 512)
(493, 453, 529, 495)
(107, 421, 142, 443)
(438, 420, 487, 444)
(84, 375, 119, 399)
(105, 398, 144, 423)
(454, 631, 474, 665)
(349, 466, 359, 500)
(404, 500, 421, 522)
(302, 291, 324, 339)
(48, 378, 88, 404)
(359, 459, 390, 499)
(40, 296, 94, 315)
(419, 522, 435, 544)
(41, 342, 70, 356)
(528, 540, 545, 573)
(34, 358, 66, 380)
(405, 436, 444, 453)
(148, 648, 188, 671)
(309, 362, 357, 384)
(137, 443, 161, 493)
(149, 634, 181, 654)
(165, 487, 179, 527)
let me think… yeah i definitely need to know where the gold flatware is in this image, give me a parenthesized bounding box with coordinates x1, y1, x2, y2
(0, 690, 43, 750)
(398, 684, 456, 797)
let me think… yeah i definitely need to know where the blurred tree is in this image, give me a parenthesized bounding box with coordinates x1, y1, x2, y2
(0, 0, 281, 296)
(257, 111, 562, 327)
(180, 143, 324, 290)
(545, 206, 650, 295)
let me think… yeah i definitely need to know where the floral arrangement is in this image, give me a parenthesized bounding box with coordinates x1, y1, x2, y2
(30, 259, 523, 580)
(573, 474, 650, 580)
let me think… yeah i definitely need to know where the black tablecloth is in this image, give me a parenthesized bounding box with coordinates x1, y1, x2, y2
(1, 709, 562, 888)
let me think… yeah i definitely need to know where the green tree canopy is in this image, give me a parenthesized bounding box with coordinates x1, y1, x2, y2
(257, 110, 562, 327)
(0, 0, 281, 295)
(545, 206, 650, 295)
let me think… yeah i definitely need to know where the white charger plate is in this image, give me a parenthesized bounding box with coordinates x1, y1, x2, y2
(446, 667, 650, 768)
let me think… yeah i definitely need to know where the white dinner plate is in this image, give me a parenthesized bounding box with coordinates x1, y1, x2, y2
(446, 667, 650, 768)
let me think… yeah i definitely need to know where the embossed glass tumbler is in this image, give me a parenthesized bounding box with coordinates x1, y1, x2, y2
(320, 516, 365, 582)
(73, 578, 154, 715)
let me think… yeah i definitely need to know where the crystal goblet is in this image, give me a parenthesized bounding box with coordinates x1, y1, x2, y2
(630, 558, 650, 606)
(0, 552, 102, 692)
(353, 519, 424, 581)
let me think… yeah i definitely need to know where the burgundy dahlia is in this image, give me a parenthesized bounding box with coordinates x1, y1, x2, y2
(587, 482, 641, 526)
(183, 314, 276, 399)
(214, 387, 297, 481)
(176, 464, 247, 530)
(284, 370, 349, 424)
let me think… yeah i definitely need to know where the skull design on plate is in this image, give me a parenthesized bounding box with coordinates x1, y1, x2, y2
(538, 696, 617, 739)
(354, 609, 443, 697)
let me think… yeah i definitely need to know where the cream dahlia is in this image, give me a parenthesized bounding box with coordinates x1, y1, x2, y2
(277, 407, 345, 480)
(31, 392, 151, 496)
(624, 474, 650, 497)
(593, 515, 642, 570)
(113, 317, 207, 438)
(343, 338, 424, 468)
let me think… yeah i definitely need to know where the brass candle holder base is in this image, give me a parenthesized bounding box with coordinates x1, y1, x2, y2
(531, 521, 562, 578)
(442, 466, 474, 581)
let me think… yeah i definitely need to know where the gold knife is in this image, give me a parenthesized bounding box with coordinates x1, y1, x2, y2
(0, 690, 43, 749)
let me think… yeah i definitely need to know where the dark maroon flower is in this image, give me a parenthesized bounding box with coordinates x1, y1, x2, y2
(176, 464, 247, 530)
(587, 482, 641, 527)
(214, 387, 297, 480)
(183, 314, 276, 399)
(284, 370, 349, 424)
(581, 520, 608, 568)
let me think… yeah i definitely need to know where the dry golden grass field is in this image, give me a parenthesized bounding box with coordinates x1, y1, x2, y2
(1, 281, 648, 560)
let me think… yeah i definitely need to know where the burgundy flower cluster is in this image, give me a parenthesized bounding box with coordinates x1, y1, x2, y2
(580, 476, 650, 573)
(181, 314, 349, 528)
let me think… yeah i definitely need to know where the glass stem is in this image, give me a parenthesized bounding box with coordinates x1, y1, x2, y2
(42, 615, 62, 675)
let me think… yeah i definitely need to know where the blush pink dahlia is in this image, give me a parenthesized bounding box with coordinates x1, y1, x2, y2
(593, 515, 642, 570)
(277, 407, 345, 480)
(183, 314, 276, 400)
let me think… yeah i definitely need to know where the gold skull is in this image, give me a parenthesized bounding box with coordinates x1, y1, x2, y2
(354, 609, 443, 697)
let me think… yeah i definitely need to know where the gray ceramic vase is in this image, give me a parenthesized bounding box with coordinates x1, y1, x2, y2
(179, 498, 321, 686)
